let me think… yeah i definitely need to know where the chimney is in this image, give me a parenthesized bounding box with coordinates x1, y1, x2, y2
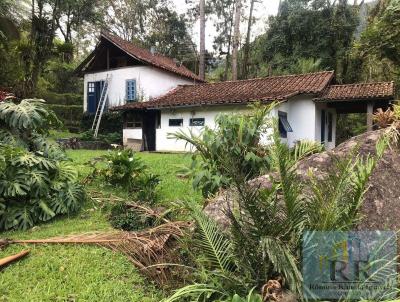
(150, 46, 157, 55)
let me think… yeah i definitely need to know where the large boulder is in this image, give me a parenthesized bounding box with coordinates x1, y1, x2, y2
(204, 130, 400, 231)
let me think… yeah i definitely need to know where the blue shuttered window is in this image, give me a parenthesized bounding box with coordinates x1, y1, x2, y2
(126, 79, 136, 102)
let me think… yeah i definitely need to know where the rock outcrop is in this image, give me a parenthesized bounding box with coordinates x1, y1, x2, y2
(204, 130, 400, 231)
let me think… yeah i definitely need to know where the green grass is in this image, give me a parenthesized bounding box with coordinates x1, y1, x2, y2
(0, 150, 201, 302)
(66, 150, 202, 203)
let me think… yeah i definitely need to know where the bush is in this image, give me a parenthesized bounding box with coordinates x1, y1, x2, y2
(0, 99, 85, 231)
(80, 130, 122, 144)
(171, 103, 273, 197)
(95, 149, 159, 203)
(81, 111, 123, 134)
(109, 202, 155, 231)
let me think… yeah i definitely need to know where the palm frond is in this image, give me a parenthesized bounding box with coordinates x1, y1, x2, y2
(292, 140, 324, 162)
(163, 283, 228, 302)
(259, 237, 302, 294)
(1, 221, 189, 282)
(186, 200, 235, 273)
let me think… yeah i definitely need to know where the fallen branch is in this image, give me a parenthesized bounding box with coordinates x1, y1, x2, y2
(0, 250, 30, 268)
(0, 221, 191, 284)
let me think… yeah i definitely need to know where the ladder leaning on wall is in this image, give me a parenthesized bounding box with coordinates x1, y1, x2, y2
(91, 74, 112, 138)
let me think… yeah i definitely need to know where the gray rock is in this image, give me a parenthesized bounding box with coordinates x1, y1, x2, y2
(204, 130, 400, 231)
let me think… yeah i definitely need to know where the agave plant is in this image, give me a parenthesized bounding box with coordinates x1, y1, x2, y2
(0, 98, 85, 231)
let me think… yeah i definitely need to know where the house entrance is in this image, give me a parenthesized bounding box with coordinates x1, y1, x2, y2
(142, 110, 160, 151)
(87, 81, 105, 113)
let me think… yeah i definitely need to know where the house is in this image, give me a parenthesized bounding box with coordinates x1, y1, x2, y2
(113, 71, 394, 151)
(76, 32, 395, 152)
(75, 31, 203, 147)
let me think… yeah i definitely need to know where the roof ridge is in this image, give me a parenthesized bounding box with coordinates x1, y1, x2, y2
(177, 70, 335, 87)
(99, 30, 204, 82)
(328, 81, 394, 87)
(102, 31, 180, 64)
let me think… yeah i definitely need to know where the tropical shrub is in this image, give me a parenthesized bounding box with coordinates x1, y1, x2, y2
(170, 104, 275, 198)
(0, 99, 85, 231)
(79, 130, 122, 144)
(165, 118, 388, 301)
(95, 149, 159, 203)
(109, 202, 155, 231)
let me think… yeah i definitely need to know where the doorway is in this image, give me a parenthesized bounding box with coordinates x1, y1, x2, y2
(142, 110, 158, 151)
(87, 81, 104, 113)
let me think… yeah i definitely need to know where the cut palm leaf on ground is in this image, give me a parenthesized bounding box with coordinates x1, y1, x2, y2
(0, 221, 189, 283)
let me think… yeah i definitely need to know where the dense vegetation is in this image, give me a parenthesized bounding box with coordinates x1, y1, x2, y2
(0, 99, 85, 230)
(0, 0, 398, 300)
(165, 104, 388, 301)
(0, 0, 398, 138)
(0, 150, 192, 301)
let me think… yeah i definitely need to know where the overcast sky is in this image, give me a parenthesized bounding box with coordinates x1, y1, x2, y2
(173, 0, 281, 51)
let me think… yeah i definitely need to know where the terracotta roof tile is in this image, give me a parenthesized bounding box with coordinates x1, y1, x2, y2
(315, 82, 395, 102)
(114, 71, 334, 110)
(101, 31, 203, 82)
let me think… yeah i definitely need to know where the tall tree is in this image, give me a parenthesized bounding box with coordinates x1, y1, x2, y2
(210, 0, 235, 80)
(231, 0, 241, 80)
(199, 0, 206, 80)
(101, 0, 198, 72)
(247, 0, 358, 79)
(27, 0, 58, 96)
(103, 0, 147, 42)
(241, 0, 257, 79)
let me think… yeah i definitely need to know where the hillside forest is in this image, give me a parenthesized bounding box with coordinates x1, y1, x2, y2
(0, 0, 399, 137)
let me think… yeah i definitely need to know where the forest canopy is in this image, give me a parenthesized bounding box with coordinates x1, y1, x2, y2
(0, 0, 398, 99)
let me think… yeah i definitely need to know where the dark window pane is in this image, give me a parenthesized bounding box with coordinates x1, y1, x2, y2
(278, 111, 292, 138)
(169, 119, 183, 127)
(190, 118, 205, 126)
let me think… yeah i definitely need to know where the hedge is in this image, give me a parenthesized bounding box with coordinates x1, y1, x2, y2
(41, 92, 82, 106)
(81, 111, 123, 134)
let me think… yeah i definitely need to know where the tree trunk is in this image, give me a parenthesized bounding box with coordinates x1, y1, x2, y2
(241, 0, 256, 79)
(199, 0, 206, 80)
(231, 0, 241, 80)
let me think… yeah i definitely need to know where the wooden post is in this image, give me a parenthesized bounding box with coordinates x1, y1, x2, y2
(367, 102, 374, 131)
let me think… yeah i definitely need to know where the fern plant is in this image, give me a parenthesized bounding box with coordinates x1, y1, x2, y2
(0, 99, 85, 231)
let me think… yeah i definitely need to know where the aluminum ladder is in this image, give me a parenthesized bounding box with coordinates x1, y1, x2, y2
(91, 74, 111, 138)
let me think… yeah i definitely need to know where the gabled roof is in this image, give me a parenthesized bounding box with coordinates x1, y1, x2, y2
(77, 31, 203, 82)
(114, 71, 335, 110)
(315, 82, 395, 102)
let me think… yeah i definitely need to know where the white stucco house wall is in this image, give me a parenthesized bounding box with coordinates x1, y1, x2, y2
(76, 31, 204, 148)
(114, 70, 393, 152)
(77, 32, 394, 152)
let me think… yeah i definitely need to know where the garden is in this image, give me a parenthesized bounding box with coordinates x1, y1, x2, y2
(0, 98, 398, 302)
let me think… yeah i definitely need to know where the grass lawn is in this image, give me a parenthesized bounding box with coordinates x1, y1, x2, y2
(0, 150, 201, 302)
